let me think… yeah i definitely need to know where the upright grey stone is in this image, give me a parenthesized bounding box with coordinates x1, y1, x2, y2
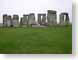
(60, 13, 69, 25)
(38, 14, 42, 25)
(38, 14, 46, 25)
(20, 17, 23, 25)
(47, 10, 57, 25)
(42, 14, 46, 25)
(3, 14, 12, 27)
(7, 15, 12, 27)
(3, 14, 7, 27)
(28, 13, 36, 25)
(20, 15, 29, 27)
(12, 15, 19, 27)
(65, 13, 70, 24)
(23, 15, 29, 25)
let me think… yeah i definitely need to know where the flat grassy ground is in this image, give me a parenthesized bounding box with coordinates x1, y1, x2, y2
(0, 26, 72, 54)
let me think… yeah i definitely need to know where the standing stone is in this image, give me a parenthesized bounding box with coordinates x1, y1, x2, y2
(20, 17, 23, 26)
(12, 15, 19, 27)
(20, 15, 29, 27)
(60, 14, 64, 25)
(65, 13, 70, 24)
(3, 14, 7, 27)
(21, 15, 29, 27)
(28, 13, 36, 26)
(42, 14, 46, 25)
(23, 15, 29, 25)
(38, 14, 42, 25)
(47, 10, 57, 25)
(59, 13, 69, 25)
(38, 14, 46, 25)
(3, 14, 12, 27)
(7, 15, 12, 27)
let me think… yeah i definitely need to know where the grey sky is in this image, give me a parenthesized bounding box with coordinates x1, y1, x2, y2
(0, 0, 72, 23)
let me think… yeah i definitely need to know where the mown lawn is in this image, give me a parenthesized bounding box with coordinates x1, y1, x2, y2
(0, 26, 72, 54)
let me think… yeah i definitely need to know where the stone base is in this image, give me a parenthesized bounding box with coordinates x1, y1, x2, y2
(13, 24, 19, 27)
(20, 25, 28, 27)
(32, 24, 47, 28)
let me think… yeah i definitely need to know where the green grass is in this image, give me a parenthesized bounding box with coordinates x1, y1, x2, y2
(0, 26, 72, 54)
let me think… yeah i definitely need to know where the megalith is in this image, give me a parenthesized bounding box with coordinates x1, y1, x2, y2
(23, 15, 29, 25)
(12, 15, 19, 27)
(28, 13, 36, 25)
(3, 14, 8, 27)
(59, 13, 70, 25)
(20, 15, 29, 27)
(47, 10, 57, 25)
(38, 14, 46, 25)
(7, 15, 12, 27)
(3, 14, 12, 27)
(20, 17, 23, 26)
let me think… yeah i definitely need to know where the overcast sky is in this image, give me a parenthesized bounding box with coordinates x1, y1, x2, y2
(0, 0, 72, 23)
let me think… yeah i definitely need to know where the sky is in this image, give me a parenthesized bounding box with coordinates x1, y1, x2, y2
(0, 0, 72, 23)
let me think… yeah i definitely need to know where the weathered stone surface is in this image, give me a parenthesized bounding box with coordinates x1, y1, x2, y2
(38, 14, 46, 25)
(20, 15, 29, 27)
(7, 15, 12, 27)
(3, 14, 12, 27)
(28, 13, 36, 25)
(60, 13, 69, 25)
(20, 17, 27, 27)
(42, 14, 46, 25)
(2, 11, 70, 28)
(3, 14, 7, 27)
(48, 10, 56, 14)
(47, 10, 57, 25)
(20, 17, 23, 25)
(38, 14, 42, 25)
(12, 15, 19, 27)
(23, 15, 29, 25)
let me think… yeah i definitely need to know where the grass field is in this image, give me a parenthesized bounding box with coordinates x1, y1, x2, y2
(0, 26, 72, 54)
